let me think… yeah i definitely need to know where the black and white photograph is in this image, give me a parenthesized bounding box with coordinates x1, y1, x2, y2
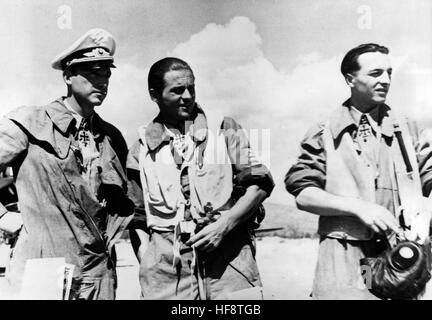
(0, 0, 432, 306)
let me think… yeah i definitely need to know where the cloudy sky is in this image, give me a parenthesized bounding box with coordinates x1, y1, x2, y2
(1, 0, 431, 205)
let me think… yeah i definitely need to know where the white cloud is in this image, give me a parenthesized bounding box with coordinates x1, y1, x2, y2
(167, 16, 348, 204)
(173, 16, 263, 70)
(296, 52, 323, 65)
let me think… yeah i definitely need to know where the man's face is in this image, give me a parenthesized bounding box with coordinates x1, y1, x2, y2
(348, 51, 392, 106)
(154, 69, 196, 123)
(66, 62, 112, 107)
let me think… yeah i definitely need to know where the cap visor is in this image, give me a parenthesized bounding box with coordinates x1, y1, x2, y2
(66, 57, 116, 69)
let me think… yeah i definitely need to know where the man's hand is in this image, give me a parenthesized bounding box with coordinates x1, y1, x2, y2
(354, 200, 400, 235)
(186, 216, 230, 253)
(0, 211, 23, 236)
(185, 185, 268, 253)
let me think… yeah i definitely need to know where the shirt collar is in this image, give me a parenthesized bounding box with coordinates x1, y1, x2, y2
(144, 103, 207, 151)
(329, 99, 394, 140)
(349, 105, 380, 134)
(164, 124, 189, 139)
(63, 99, 83, 129)
(63, 98, 94, 130)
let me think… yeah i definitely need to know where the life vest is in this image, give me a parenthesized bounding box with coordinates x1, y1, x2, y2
(137, 109, 234, 230)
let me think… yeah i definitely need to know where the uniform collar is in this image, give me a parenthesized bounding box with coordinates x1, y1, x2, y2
(145, 103, 207, 151)
(45, 98, 76, 134)
(329, 99, 394, 140)
(45, 97, 101, 136)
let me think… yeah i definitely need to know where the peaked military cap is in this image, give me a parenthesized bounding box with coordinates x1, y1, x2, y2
(51, 28, 116, 70)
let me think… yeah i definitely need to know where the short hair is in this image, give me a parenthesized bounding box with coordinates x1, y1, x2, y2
(340, 43, 389, 77)
(148, 57, 194, 94)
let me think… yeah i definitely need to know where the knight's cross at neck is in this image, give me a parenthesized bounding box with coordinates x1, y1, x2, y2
(358, 114, 373, 142)
(77, 118, 91, 147)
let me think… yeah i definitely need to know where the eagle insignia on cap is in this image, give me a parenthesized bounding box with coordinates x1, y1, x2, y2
(89, 30, 107, 46)
(83, 47, 110, 58)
